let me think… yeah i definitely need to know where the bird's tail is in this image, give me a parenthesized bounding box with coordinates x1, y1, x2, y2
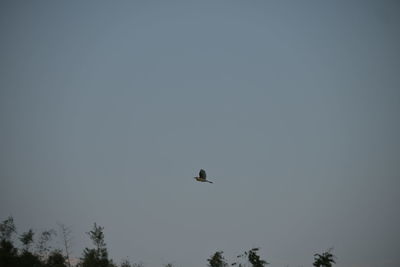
(207, 180, 213, 184)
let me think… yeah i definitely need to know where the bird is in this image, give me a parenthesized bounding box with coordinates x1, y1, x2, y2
(194, 169, 213, 183)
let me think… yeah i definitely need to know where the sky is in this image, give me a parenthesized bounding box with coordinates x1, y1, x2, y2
(0, 1, 399, 266)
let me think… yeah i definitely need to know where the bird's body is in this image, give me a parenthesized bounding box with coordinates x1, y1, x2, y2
(194, 169, 213, 183)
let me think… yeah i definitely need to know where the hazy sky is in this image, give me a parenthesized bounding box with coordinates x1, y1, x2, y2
(1, 1, 399, 267)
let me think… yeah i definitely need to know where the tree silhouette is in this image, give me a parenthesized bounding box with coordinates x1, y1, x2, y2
(208, 251, 228, 267)
(18, 229, 44, 267)
(45, 249, 67, 267)
(58, 223, 73, 267)
(19, 229, 34, 252)
(80, 223, 109, 267)
(18, 249, 43, 267)
(0, 216, 16, 242)
(120, 259, 132, 267)
(313, 249, 336, 267)
(233, 248, 269, 267)
(0, 217, 19, 267)
(1, 216, 340, 267)
(0, 238, 18, 267)
(36, 229, 56, 261)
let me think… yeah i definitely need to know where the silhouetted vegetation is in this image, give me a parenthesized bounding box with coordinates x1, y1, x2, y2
(0, 216, 16, 241)
(0, 216, 337, 267)
(207, 251, 228, 267)
(19, 229, 35, 252)
(58, 223, 72, 267)
(46, 250, 67, 267)
(36, 229, 57, 261)
(232, 248, 269, 267)
(0, 239, 18, 266)
(0, 216, 67, 267)
(313, 248, 336, 267)
(79, 223, 111, 267)
(120, 259, 132, 267)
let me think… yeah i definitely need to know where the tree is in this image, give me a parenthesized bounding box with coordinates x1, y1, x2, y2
(0, 238, 18, 267)
(58, 223, 73, 267)
(0, 216, 16, 242)
(19, 229, 35, 252)
(108, 259, 118, 267)
(88, 223, 107, 256)
(46, 249, 67, 267)
(121, 259, 132, 267)
(36, 229, 57, 260)
(233, 248, 269, 267)
(207, 251, 228, 267)
(18, 249, 43, 267)
(247, 248, 268, 267)
(80, 223, 109, 267)
(18, 229, 45, 267)
(313, 249, 336, 267)
(0, 217, 18, 267)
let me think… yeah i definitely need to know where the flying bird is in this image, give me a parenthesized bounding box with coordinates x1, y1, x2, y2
(194, 169, 213, 183)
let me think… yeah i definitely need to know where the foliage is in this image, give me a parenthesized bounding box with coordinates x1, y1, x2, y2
(233, 248, 269, 267)
(0, 239, 19, 267)
(18, 250, 43, 267)
(0, 216, 339, 267)
(36, 229, 57, 260)
(80, 223, 109, 267)
(46, 250, 67, 267)
(207, 251, 228, 267)
(58, 223, 73, 267)
(19, 229, 35, 252)
(121, 259, 132, 267)
(0, 216, 16, 242)
(313, 249, 336, 267)
(88, 223, 107, 253)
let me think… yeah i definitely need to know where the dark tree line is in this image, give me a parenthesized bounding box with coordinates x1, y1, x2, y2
(1, 216, 336, 267)
(208, 248, 268, 267)
(0, 216, 65, 267)
(0, 217, 125, 267)
(313, 248, 336, 267)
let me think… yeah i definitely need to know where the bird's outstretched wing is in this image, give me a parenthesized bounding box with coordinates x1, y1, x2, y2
(199, 169, 206, 179)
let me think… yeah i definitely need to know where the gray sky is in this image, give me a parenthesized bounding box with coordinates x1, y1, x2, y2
(1, 1, 399, 266)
